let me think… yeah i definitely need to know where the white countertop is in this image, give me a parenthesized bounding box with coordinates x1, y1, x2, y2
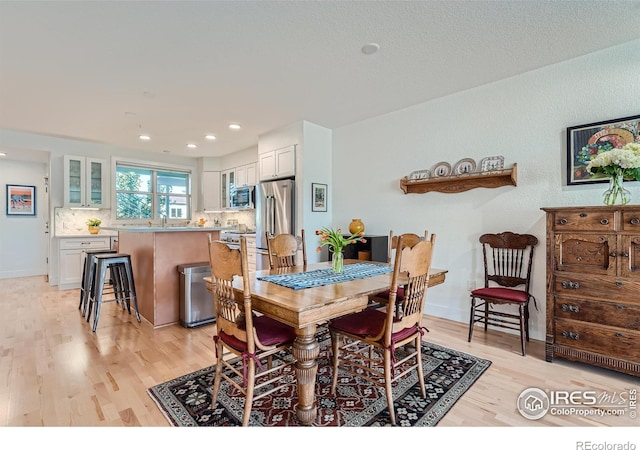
(100, 226, 234, 233)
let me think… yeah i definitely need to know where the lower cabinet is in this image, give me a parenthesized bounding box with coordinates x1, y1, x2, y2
(245, 235, 257, 272)
(341, 235, 388, 263)
(58, 236, 112, 290)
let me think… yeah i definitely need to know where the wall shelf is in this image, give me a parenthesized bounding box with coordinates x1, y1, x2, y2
(400, 163, 517, 194)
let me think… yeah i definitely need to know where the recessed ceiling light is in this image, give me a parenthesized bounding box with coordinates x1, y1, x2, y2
(361, 42, 380, 55)
(205, 134, 217, 140)
(139, 134, 151, 141)
(228, 123, 241, 130)
(187, 143, 197, 149)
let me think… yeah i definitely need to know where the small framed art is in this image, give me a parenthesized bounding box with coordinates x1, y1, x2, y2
(312, 183, 327, 212)
(6, 184, 36, 216)
(567, 114, 640, 185)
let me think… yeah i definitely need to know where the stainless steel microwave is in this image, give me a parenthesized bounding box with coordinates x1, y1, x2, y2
(229, 186, 254, 209)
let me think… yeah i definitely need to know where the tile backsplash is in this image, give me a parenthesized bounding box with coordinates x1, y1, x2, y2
(54, 207, 256, 236)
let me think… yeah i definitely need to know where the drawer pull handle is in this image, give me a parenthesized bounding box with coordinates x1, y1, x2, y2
(615, 304, 625, 310)
(561, 331, 580, 340)
(561, 304, 580, 313)
(559, 218, 568, 225)
(621, 252, 629, 258)
(579, 213, 587, 217)
(610, 252, 617, 257)
(600, 218, 609, 225)
(631, 218, 640, 225)
(615, 332, 624, 338)
(615, 281, 624, 287)
(561, 281, 580, 289)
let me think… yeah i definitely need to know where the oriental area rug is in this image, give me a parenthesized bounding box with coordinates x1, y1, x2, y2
(148, 328, 491, 427)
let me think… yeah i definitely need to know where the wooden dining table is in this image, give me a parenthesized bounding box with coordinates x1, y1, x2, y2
(205, 260, 447, 426)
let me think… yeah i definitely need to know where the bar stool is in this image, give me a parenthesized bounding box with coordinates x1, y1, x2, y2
(79, 249, 118, 317)
(86, 253, 141, 332)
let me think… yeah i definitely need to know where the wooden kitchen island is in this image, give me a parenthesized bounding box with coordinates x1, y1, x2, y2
(103, 226, 227, 328)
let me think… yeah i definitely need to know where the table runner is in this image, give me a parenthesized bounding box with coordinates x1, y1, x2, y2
(257, 262, 393, 290)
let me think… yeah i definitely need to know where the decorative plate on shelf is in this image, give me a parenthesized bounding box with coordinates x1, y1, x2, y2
(409, 169, 430, 181)
(479, 156, 505, 172)
(431, 162, 451, 177)
(452, 158, 476, 175)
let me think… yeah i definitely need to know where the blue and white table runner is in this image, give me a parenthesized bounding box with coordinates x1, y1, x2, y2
(257, 263, 393, 290)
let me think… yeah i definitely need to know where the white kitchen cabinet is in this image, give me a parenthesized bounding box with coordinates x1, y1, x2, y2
(221, 169, 235, 209)
(245, 235, 257, 272)
(58, 236, 112, 290)
(202, 171, 221, 211)
(235, 162, 257, 187)
(63, 155, 109, 208)
(258, 146, 295, 181)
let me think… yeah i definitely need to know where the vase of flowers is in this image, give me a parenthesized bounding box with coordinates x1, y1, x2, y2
(586, 143, 640, 206)
(86, 218, 102, 234)
(316, 227, 367, 274)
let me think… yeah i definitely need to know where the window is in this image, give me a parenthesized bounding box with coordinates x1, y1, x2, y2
(115, 163, 191, 221)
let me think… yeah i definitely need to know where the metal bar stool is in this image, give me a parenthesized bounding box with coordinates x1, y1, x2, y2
(79, 249, 118, 317)
(86, 253, 141, 332)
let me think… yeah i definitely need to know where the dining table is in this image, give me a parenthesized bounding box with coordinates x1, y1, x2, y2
(205, 259, 447, 426)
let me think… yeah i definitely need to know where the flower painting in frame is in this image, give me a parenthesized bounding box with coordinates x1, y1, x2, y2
(312, 183, 327, 212)
(6, 184, 36, 216)
(567, 114, 640, 185)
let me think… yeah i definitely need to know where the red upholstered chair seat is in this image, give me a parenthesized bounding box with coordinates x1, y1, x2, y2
(329, 307, 417, 342)
(372, 286, 405, 302)
(219, 315, 296, 351)
(471, 287, 528, 303)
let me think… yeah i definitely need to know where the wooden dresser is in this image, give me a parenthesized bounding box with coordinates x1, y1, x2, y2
(541, 205, 640, 376)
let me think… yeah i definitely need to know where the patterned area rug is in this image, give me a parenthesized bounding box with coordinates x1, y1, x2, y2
(148, 328, 491, 427)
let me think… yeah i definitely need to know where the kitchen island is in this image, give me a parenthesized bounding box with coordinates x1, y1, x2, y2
(101, 226, 229, 328)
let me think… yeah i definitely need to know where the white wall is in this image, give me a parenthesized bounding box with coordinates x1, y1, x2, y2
(332, 40, 640, 341)
(0, 158, 48, 278)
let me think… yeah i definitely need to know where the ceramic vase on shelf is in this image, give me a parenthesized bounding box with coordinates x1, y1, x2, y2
(603, 172, 631, 206)
(349, 219, 365, 235)
(88, 226, 100, 235)
(332, 250, 344, 274)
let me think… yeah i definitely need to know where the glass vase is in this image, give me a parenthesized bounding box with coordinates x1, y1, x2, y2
(332, 250, 344, 274)
(603, 173, 631, 206)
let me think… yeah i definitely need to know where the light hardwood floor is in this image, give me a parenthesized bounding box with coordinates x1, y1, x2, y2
(0, 275, 637, 428)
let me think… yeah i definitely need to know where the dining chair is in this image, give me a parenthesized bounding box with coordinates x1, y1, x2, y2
(468, 231, 538, 356)
(207, 235, 297, 426)
(329, 234, 436, 425)
(369, 230, 429, 307)
(265, 229, 307, 269)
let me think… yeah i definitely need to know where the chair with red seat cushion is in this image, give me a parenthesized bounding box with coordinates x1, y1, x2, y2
(208, 235, 296, 426)
(468, 231, 538, 356)
(265, 229, 307, 269)
(329, 233, 435, 426)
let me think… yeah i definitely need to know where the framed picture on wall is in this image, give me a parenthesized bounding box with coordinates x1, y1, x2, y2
(566, 114, 640, 185)
(6, 184, 36, 216)
(311, 183, 327, 212)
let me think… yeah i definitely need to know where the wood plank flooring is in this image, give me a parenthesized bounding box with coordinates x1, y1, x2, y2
(1, 275, 638, 429)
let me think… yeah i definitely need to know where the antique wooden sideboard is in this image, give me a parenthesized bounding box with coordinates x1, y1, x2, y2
(541, 205, 640, 376)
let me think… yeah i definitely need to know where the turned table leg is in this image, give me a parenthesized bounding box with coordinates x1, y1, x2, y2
(292, 324, 319, 425)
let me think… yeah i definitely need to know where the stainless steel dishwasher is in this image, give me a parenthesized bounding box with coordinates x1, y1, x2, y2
(177, 262, 215, 328)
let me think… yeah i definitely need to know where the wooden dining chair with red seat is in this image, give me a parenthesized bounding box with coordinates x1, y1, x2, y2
(265, 229, 307, 269)
(369, 230, 430, 308)
(468, 231, 538, 356)
(329, 234, 435, 426)
(207, 235, 297, 426)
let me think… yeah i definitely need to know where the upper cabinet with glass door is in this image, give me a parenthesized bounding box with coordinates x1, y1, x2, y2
(63, 155, 110, 208)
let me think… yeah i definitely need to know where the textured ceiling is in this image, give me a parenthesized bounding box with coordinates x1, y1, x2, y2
(1, 0, 639, 159)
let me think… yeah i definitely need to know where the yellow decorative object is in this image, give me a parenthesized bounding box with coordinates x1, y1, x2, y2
(349, 219, 364, 235)
(88, 226, 100, 234)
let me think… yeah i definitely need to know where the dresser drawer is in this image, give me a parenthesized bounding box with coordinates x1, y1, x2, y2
(59, 237, 111, 250)
(554, 319, 640, 362)
(555, 273, 639, 302)
(622, 211, 640, 231)
(555, 296, 640, 329)
(552, 211, 616, 231)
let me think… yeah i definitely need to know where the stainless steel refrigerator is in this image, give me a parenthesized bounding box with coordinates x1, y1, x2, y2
(255, 178, 295, 270)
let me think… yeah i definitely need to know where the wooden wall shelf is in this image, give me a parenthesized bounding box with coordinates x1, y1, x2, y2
(400, 164, 517, 194)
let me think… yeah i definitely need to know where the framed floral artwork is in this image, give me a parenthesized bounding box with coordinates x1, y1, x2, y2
(312, 183, 327, 212)
(6, 184, 36, 216)
(567, 114, 640, 185)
